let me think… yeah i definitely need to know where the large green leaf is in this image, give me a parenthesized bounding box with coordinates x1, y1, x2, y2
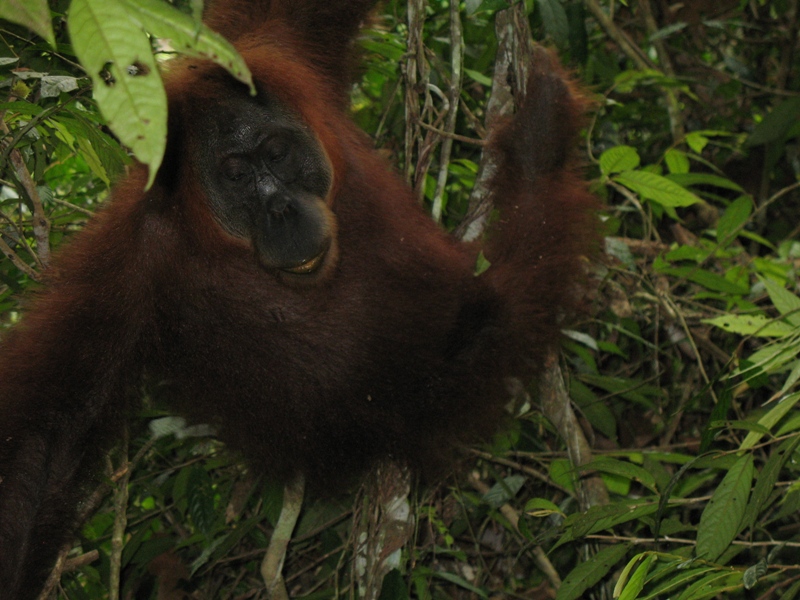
(615, 170, 701, 207)
(68, 0, 167, 186)
(740, 436, 800, 534)
(117, 0, 252, 91)
(695, 454, 753, 562)
(0, 0, 55, 47)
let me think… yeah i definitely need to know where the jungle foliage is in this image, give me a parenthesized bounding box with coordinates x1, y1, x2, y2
(0, 0, 799, 598)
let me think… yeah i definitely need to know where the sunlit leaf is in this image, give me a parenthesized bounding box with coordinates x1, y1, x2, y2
(615, 170, 701, 207)
(68, 0, 167, 186)
(118, 0, 252, 90)
(665, 149, 689, 174)
(600, 145, 640, 175)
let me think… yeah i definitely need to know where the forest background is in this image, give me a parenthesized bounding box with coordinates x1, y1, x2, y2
(0, 0, 799, 598)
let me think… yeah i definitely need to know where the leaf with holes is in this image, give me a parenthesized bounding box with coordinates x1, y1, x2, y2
(68, 0, 167, 186)
(117, 0, 252, 92)
(704, 314, 793, 337)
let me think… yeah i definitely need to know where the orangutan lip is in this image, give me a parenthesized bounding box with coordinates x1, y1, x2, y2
(280, 249, 326, 274)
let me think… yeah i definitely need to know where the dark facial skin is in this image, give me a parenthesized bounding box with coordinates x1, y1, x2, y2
(192, 89, 335, 273)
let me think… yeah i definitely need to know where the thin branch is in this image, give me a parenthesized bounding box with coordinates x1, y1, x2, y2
(403, 0, 428, 188)
(431, 0, 463, 222)
(639, 0, 685, 141)
(0, 235, 40, 280)
(418, 121, 485, 145)
(468, 473, 562, 590)
(588, 533, 800, 549)
(583, 0, 655, 71)
(109, 430, 130, 600)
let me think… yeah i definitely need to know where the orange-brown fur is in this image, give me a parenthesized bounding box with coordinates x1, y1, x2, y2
(0, 1, 596, 597)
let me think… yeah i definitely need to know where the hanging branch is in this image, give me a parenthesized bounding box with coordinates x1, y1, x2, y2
(403, 0, 428, 188)
(583, 0, 654, 71)
(108, 429, 130, 600)
(454, 3, 527, 241)
(431, 0, 464, 222)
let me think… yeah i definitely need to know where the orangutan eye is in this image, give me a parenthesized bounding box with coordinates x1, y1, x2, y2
(222, 157, 251, 182)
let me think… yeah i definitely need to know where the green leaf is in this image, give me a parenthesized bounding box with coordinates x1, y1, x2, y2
(741, 436, 800, 534)
(431, 571, 488, 598)
(696, 454, 754, 562)
(0, 0, 55, 47)
(379, 569, 411, 600)
(524, 498, 564, 517)
(117, 0, 252, 91)
(482, 475, 526, 509)
(579, 458, 657, 493)
(464, 68, 492, 86)
(667, 173, 744, 193)
(665, 149, 689, 174)
(571, 380, 617, 440)
(556, 500, 659, 549)
(686, 131, 709, 153)
(657, 265, 750, 295)
(555, 544, 630, 600)
(781, 580, 800, 600)
(614, 68, 667, 93)
(739, 392, 800, 450)
(716, 196, 752, 245)
(614, 553, 646, 598)
(640, 565, 717, 600)
(599, 145, 640, 175)
(746, 97, 800, 146)
(704, 314, 794, 337)
(618, 554, 656, 600)
(742, 558, 767, 590)
(68, 0, 167, 186)
(538, 0, 569, 47)
(474, 251, 491, 276)
(614, 170, 701, 207)
(676, 571, 742, 600)
(762, 277, 800, 326)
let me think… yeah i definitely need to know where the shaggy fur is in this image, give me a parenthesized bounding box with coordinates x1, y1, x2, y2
(0, 1, 596, 597)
